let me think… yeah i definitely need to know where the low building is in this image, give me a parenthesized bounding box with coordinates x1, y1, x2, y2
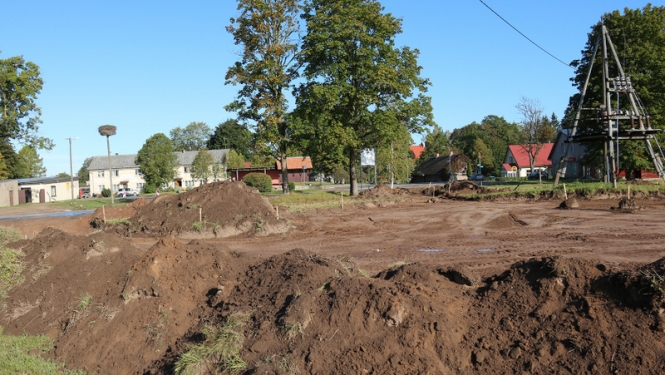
(548, 130, 594, 179)
(501, 144, 554, 178)
(86, 149, 228, 195)
(18, 176, 79, 203)
(411, 153, 469, 183)
(0, 179, 19, 207)
(228, 156, 314, 187)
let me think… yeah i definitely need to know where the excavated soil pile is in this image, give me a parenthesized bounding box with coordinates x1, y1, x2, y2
(6, 228, 665, 375)
(4, 229, 253, 375)
(155, 252, 665, 375)
(358, 184, 398, 199)
(122, 181, 288, 237)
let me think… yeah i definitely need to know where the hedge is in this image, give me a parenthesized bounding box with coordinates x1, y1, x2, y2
(243, 173, 273, 193)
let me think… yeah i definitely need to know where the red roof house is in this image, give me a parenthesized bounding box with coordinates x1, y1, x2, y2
(409, 144, 426, 161)
(502, 143, 554, 178)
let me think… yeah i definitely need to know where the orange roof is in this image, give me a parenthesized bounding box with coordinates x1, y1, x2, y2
(410, 144, 426, 160)
(244, 161, 252, 168)
(507, 144, 554, 168)
(275, 156, 313, 170)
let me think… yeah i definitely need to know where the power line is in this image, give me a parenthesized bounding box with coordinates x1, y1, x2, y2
(478, 0, 572, 68)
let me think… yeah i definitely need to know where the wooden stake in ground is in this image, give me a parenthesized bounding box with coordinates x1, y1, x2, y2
(563, 183, 568, 200)
(199, 207, 202, 222)
(341, 192, 344, 209)
(627, 185, 631, 200)
(102, 205, 106, 223)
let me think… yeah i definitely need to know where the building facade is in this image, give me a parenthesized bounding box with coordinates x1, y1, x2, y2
(501, 144, 554, 178)
(86, 149, 228, 195)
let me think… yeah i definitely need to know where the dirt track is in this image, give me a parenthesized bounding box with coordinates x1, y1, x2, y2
(4, 183, 665, 374)
(9, 195, 664, 274)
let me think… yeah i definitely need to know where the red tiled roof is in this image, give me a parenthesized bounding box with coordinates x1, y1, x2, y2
(508, 144, 554, 167)
(502, 163, 515, 171)
(275, 156, 313, 170)
(409, 144, 425, 160)
(244, 161, 252, 168)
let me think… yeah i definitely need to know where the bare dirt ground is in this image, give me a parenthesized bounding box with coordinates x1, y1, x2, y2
(4, 181, 665, 374)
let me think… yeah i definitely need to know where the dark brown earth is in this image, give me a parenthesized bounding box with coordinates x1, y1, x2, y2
(3, 181, 665, 374)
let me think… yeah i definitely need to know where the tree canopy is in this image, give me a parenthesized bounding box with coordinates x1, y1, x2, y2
(170, 122, 211, 152)
(225, 0, 301, 193)
(0, 56, 52, 150)
(207, 119, 252, 159)
(566, 5, 665, 176)
(77, 157, 92, 186)
(0, 138, 19, 178)
(135, 133, 178, 187)
(16, 145, 46, 178)
(419, 125, 451, 162)
(297, 0, 433, 195)
(227, 149, 246, 169)
(191, 148, 214, 182)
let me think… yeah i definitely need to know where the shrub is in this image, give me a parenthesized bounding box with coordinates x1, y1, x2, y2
(243, 173, 272, 193)
(288, 182, 295, 192)
(332, 167, 349, 184)
(101, 188, 112, 197)
(142, 183, 156, 194)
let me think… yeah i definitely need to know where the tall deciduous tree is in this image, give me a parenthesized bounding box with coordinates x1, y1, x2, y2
(225, 0, 301, 194)
(135, 133, 178, 188)
(16, 145, 46, 178)
(170, 122, 211, 151)
(0, 152, 8, 180)
(207, 119, 252, 159)
(567, 5, 665, 177)
(0, 56, 52, 149)
(419, 125, 452, 162)
(516, 97, 550, 175)
(0, 138, 19, 178)
(191, 148, 214, 182)
(77, 157, 92, 186)
(376, 125, 414, 184)
(297, 0, 433, 195)
(227, 149, 246, 169)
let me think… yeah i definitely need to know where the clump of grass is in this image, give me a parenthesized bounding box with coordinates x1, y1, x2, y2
(0, 246, 25, 304)
(0, 326, 85, 374)
(0, 227, 21, 246)
(106, 217, 130, 225)
(192, 221, 204, 232)
(281, 322, 303, 339)
(76, 293, 93, 312)
(175, 312, 250, 374)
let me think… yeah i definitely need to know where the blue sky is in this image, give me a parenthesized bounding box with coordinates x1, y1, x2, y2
(1, 0, 661, 175)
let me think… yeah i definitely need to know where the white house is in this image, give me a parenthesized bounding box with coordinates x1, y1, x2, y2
(86, 149, 228, 195)
(501, 143, 554, 178)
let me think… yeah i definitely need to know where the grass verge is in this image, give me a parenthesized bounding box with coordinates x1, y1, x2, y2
(175, 312, 250, 374)
(0, 326, 85, 374)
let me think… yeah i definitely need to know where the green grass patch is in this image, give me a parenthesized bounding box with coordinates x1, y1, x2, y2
(175, 312, 250, 375)
(269, 190, 390, 212)
(0, 326, 85, 374)
(0, 246, 25, 304)
(0, 226, 21, 247)
(106, 217, 131, 225)
(52, 198, 131, 211)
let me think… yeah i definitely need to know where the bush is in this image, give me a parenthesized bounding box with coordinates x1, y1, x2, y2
(333, 167, 349, 184)
(243, 173, 273, 193)
(142, 183, 156, 194)
(288, 182, 296, 192)
(101, 188, 112, 197)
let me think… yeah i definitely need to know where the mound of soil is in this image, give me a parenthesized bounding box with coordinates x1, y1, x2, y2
(358, 184, 397, 199)
(112, 181, 288, 237)
(156, 253, 665, 375)
(558, 197, 580, 209)
(6, 227, 665, 374)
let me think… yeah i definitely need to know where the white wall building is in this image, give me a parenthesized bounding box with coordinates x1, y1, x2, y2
(86, 149, 228, 195)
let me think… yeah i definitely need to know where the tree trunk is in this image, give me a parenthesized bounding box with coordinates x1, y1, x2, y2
(280, 150, 290, 194)
(349, 149, 358, 196)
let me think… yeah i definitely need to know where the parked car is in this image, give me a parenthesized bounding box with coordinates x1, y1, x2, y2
(470, 173, 485, 181)
(528, 170, 548, 180)
(117, 188, 139, 197)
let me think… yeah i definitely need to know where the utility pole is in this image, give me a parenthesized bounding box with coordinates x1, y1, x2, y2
(65, 137, 79, 200)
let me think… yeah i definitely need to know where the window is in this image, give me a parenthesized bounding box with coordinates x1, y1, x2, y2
(200, 180, 206, 185)
(161, 183, 168, 189)
(113, 184, 120, 191)
(99, 185, 105, 192)
(184, 167, 190, 173)
(136, 183, 144, 191)
(97, 171, 105, 177)
(50, 186, 56, 197)
(135, 169, 140, 175)
(114, 170, 119, 177)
